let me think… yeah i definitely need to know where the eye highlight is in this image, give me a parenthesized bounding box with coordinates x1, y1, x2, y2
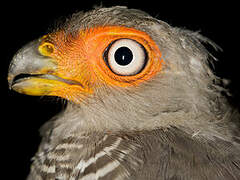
(104, 39, 148, 76)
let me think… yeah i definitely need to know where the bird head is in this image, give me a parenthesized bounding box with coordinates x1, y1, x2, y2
(8, 26, 163, 103)
(8, 7, 226, 133)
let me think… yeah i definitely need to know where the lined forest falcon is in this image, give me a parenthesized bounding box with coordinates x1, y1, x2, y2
(7, 6, 240, 180)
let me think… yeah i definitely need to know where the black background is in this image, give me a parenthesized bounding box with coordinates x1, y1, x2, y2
(1, 1, 239, 179)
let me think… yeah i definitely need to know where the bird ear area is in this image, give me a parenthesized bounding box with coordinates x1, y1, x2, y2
(91, 26, 165, 87)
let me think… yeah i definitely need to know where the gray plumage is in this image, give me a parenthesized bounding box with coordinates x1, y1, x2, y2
(8, 6, 240, 180)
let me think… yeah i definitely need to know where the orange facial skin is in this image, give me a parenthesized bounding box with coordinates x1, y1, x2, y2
(36, 26, 164, 103)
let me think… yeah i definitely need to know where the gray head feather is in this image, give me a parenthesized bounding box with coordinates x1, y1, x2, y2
(44, 6, 240, 145)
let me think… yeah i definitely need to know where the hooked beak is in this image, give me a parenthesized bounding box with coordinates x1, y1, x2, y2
(7, 40, 87, 99)
(8, 40, 59, 95)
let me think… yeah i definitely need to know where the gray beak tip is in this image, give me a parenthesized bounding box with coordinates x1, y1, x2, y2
(7, 74, 14, 90)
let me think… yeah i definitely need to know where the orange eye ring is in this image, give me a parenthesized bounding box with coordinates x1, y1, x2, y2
(85, 26, 164, 87)
(38, 26, 164, 90)
(38, 42, 55, 57)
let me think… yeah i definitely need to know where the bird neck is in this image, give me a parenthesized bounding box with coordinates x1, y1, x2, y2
(47, 101, 239, 147)
(37, 125, 240, 179)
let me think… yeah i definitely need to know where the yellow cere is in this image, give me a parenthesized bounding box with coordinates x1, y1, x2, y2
(38, 42, 55, 57)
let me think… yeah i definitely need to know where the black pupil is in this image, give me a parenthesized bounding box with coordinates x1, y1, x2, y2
(114, 47, 133, 66)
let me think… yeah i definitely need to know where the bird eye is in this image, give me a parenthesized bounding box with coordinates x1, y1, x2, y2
(104, 39, 148, 76)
